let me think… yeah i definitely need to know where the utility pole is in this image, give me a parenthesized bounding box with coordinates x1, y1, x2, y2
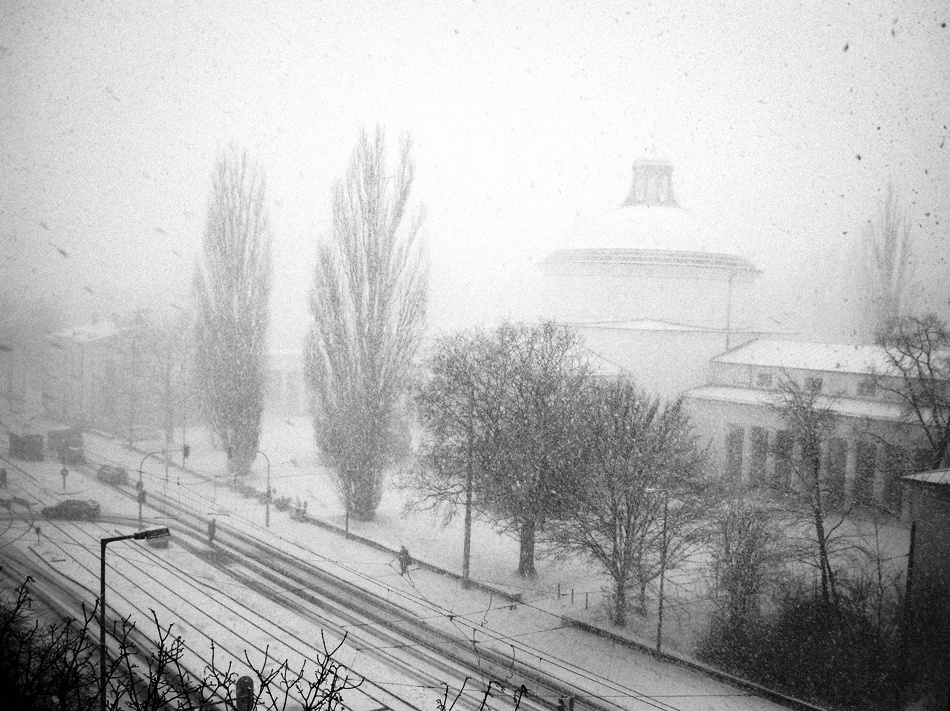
(127, 330, 137, 448)
(462, 384, 474, 589)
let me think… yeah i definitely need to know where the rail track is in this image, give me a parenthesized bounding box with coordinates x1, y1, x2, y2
(1, 440, 780, 711)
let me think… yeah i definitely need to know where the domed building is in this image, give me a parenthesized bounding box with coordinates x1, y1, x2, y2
(540, 155, 766, 398)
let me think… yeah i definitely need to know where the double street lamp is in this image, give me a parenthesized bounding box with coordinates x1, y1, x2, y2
(99, 527, 170, 711)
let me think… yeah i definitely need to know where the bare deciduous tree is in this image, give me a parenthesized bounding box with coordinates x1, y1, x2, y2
(306, 127, 427, 521)
(549, 379, 708, 626)
(0, 575, 360, 711)
(871, 314, 950, 472)
(193, 147, 272, 478)
(772, 377, 855, 606)
(410, 322, 590, 578)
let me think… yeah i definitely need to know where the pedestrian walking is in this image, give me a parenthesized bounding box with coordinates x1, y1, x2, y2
(0, 467, 7, 488)
(397, 546, 411, 576)
(34, 525, 41, 545)
(61, 467, 68, 491)
(207, 517, 216, 546)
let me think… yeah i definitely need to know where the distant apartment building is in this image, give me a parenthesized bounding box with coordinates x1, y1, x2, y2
(684, 339, 928, 512)
(45, 319, 140, 434)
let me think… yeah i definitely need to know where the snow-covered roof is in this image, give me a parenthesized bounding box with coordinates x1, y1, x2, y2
(572, 318, 763, 334)
(542, 247, 756, 272)
(902, 469, 950, 486)
(48, 321, 126, 345)
(684, 384, 910, 422)
(713, 339, 893, 374)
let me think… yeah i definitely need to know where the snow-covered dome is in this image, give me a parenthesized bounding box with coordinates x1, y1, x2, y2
(540, 154, 760, 328)
(603, 203, 713, 252)
(578, 155, 720, 253)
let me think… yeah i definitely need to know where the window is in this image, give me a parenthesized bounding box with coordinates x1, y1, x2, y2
(857, 379, 876, 398)
(755, 372, 773, 389)
(750, 427, 768, 487)
(773, 430, 793, 491)
(824, 438, 847, 509)
(804, 376, 823, 393)
(725, 424, 744, 481)
(854, 440, 877, 505)
(881, 444, 910, 514)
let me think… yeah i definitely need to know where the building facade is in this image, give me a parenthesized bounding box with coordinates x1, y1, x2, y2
(684, 339, 926, 513)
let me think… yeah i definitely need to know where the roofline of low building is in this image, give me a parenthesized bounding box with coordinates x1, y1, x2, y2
(683, 384, 918, 423)
(540, 248, 759, 273)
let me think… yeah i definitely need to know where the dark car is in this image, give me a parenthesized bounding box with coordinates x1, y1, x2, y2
(42, 499, 101, 521)
(146, 530, 170, 549)
(97, 465, 129, 486)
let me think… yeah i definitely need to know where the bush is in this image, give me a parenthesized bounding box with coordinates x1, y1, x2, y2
(698, 584, 902, 709)
(236, 482, 257, 499)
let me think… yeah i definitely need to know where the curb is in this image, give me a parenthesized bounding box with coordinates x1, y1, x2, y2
(298, 513, 524, 604)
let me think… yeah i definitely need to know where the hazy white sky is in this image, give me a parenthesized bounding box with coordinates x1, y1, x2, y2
(1, 0, 948, 350)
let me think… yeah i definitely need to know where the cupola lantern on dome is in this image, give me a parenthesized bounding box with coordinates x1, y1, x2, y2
(623, 156, 678, 207)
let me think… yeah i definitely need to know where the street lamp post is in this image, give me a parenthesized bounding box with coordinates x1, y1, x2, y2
(256, 450, 271, 528)
(99, 527, 170, 711)
(647, 488, 670, 653)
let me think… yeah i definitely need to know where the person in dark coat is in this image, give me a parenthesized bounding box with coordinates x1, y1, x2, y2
(398, 546, 411, 575)
(0, 467, 7, 488)
(207, 517, 217, 546)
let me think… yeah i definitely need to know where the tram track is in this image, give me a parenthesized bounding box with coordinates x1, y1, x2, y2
(115, 454, 693, 711)
(0, 454, 420, 711)
(2, 441, 775, 711)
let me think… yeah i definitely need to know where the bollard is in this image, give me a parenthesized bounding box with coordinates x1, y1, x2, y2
(571, 588, 574, 605)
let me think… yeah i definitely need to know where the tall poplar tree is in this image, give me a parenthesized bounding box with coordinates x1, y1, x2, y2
(306, 127, 427, 521)
(193, 147, 272, 477)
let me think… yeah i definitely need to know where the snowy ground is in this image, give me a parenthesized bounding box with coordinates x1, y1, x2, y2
(188, 416, 705, 655)
(7, 411, 902, 710)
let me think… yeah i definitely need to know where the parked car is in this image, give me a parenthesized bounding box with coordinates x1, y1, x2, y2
(42, 499, 101, 521)
(97, 465, 129, 486)
(146, 529, 170, 549)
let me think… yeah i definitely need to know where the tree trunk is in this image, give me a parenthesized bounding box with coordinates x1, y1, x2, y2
(351, 467, 379, 521)
(613, 578, 627, 627)
(518, 518, 537, 577)
(811, 455, 836, 606)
